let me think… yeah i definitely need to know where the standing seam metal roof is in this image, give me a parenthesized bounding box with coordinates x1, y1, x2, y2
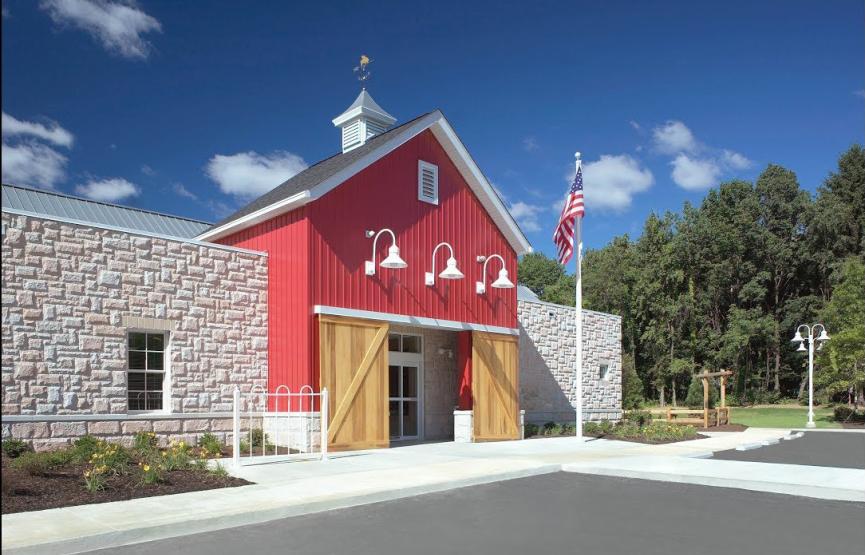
(1, 183, 213, 238)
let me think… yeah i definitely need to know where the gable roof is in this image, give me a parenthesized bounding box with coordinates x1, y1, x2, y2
(199, 111, 533, 255)
(2, 183, 212, 238)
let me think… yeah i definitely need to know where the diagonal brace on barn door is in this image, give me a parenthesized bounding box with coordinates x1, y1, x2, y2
(327, 325, 388, 441)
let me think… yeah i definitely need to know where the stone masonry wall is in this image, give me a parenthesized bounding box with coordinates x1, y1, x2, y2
(1, 212, 268, 449)
(518, 299, 622, 424)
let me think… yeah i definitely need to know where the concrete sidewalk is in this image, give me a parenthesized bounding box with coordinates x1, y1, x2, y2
(4, 427, 855, 555)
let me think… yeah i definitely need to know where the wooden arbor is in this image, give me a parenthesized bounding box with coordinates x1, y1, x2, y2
(696, 369, 733, 428)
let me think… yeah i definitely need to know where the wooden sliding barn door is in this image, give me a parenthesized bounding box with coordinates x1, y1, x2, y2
(472, 331, 520, 441)
(319, 316, 390, 451)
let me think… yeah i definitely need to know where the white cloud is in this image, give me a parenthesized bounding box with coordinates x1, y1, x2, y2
(75, 177, 140, 201)
(2, 111, 74, 147)
(854, 90, 865, 99)
(172, 182, 197, 200)
(40, 0, 161, 60)
(522, 136, 539, 152)
(629, 120, 641, 131)
(205, 150, 308, 198)
(1, 142, 68, 189)
(140, 164, 155, 176)
(652, 120, 698, 154)
(570, 154, 654, 212)
(721, 149, 753, 170)
(670, 154, 721, 190)
(508, 201, 544, 232)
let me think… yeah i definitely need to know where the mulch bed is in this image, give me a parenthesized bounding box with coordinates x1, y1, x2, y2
(841, 422, 865, 429)
(1, 454, 250, 515)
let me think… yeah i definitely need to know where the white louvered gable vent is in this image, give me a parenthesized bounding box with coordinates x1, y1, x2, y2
(418, 160, 439, 205)
(341, 120, 362, 151)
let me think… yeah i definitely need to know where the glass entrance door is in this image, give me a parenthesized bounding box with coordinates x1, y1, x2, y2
(389, 364, 419, 440)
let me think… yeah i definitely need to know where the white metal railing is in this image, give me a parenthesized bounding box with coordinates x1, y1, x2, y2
(232, 385, 328, 467)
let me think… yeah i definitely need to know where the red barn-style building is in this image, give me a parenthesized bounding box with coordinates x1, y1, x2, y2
(199, 92, 532, 450)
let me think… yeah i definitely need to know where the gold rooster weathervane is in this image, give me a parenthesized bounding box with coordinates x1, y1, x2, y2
(354, 54, 372, 87)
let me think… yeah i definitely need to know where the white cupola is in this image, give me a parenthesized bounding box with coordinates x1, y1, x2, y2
(332, 89, 396, 153)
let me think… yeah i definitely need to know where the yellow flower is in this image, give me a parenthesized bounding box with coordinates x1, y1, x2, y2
(143, 465, 150, 472)
(84, 470, 91, 478)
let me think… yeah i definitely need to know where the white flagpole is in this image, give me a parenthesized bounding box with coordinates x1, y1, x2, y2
(574, 151, 584, 441)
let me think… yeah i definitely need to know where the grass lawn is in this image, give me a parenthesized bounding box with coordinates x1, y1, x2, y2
(729, 405, 841, 429)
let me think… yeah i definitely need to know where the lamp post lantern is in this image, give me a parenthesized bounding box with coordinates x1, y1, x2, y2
(791, 323, 830, 428)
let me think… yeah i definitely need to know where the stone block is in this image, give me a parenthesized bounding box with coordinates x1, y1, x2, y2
(49, 421, 87, 437)
(87, 421, 121, 435)
(121, 420, 153, 434)
(152, 419, 182, 433)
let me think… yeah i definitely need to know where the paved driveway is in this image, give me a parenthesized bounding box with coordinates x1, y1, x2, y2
(92, 472, 865, 555)
(714, 431, 865, 469)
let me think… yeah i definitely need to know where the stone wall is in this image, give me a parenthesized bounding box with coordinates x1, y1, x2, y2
(518, 299, 622, 424)
(1, 212, 269, 448)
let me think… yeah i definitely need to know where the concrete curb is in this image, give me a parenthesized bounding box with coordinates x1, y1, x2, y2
(735, 442, 764, 451)
(560, 464, 865, 503)
(2, 464, 561, 555)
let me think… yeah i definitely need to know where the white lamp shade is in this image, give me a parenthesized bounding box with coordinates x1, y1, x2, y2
(439, 257, 464, 280)
(380, 245, 407, 269)
(796, 342, 807, 352)
(491, 268, 514, 289)
(791, 331, 804, 343)
(816, 330, 830, 342)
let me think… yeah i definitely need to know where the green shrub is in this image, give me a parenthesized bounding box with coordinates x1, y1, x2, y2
(198, 432, 223, 455)
(560, 423, 575, 436)
(833, 406, 865, 423)
(624, 410, 653, 427)
(132, 432, 158, 453)
(524, 423, 539, 437)
(71, 435, 101, 463)
(11, 451, 66, 476)
(597, 420, 615, 435)
(2, 438, 30, 458)
(209, 462, 229, 478)
(138, 458, 165, 485)
(83, 466, 108, 492)
(621, 353, 644, 409)
(685, 375, 717, 409)
(583, 422, 601, 435)
(162, 440, 192, 471)
(89, 440, 130, 475)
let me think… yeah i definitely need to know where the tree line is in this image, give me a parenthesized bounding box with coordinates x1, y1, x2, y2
(519, 145, 865, 408)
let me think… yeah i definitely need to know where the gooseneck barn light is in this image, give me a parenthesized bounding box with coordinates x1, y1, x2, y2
(791, 323, 830, 428)
(475, 254, 514, 294)
(425, 242, 464, 286)
(365, 229, 407, 276)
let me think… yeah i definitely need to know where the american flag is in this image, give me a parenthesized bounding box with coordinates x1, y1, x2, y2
(553, 164, 585, 264)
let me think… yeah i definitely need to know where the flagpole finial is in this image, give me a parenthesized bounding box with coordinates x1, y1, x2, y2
(574, 151, 581, 160)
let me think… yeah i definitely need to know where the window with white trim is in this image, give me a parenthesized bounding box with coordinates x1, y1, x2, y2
(127, 331, 167, 411)
(418, 160, 439, 205)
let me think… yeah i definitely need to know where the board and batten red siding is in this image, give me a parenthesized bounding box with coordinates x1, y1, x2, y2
(216, 209, 313, 392)
(308, 129, 518, 330)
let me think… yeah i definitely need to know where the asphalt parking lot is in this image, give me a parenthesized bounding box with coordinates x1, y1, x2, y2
(714, 431, 865, 469)
(93, 472, 865, 555)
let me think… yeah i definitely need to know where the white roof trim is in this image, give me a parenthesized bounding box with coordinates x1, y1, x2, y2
(314, 305, 519, 336)
(3, 207, 267, 257)
(197, 191, 310, 242)
(197, 111, 533, 255)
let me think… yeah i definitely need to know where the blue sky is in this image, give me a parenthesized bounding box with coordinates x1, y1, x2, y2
(2, 1, 862, 256)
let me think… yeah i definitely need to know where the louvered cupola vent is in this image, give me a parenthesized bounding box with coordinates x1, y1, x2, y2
(332, 89, 396, 153)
